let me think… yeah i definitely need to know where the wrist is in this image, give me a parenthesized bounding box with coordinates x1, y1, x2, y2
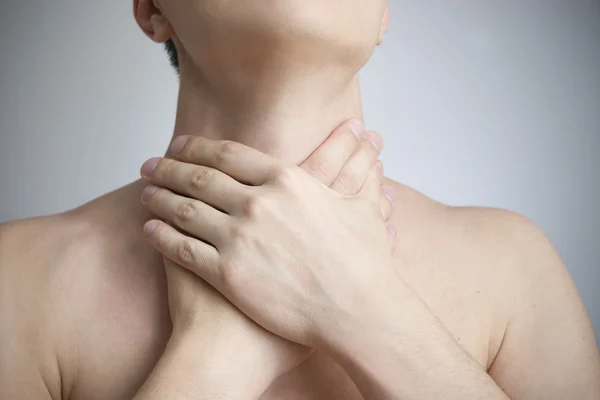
(168, 329, 280, 398)
(313, 275, 411, 351)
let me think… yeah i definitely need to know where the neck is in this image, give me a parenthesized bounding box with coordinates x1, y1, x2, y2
(170, 66, 364, 165)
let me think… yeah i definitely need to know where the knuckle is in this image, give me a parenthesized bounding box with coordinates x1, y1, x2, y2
(216, 141, 241, 164)
(185, 136, 209, 161)
(272, 165, 296, 187)
(190, 168, 213, 190)
(185, 136, 202, 151)
(176, 239, 198, 266)
(153, 158, 174, 180)
(335, 171, 360, 194)
(179, 136, 198, 158)
(243, 196, 258, 216)
(219, 257, 243, 293)
(311, 159, 334, 182)
(361, 137, 380, 159)
(229, 222, 246, 239)
(176, 201, 198, 222)
(226, 222, 251, 247)
(152, 225, 168, 247)
(229, 221, 256, 251)
(242, 194, 270, 218)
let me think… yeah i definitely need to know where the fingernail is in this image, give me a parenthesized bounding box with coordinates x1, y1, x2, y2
(376, 161, 384, 182)
(387, 223, 397, 237)
(382, 185, 396, 204)
(141, 157, 161, 178)
(366, 131, 384, 151)
(170, 136, 189, 154)
(144, 220, 160, 236)
(141, 185, 159, 203)
(349, 119, 364, 139)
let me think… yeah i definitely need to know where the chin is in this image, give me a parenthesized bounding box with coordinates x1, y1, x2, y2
(169, 0, 386, 74)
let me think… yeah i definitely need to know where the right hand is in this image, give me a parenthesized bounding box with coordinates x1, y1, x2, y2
(143, 118, 394, 382)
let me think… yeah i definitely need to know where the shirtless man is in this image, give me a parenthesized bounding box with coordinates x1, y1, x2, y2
(1, 1, 599, 399)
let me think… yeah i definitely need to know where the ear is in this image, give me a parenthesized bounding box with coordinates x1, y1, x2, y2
(377, 6, 390, 46)
(133, 0, 174, 43)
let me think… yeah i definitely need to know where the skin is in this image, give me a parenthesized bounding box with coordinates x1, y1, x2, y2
(133, 123, 393, 400)
(0, 121, 393, 400)
(1, 0, 599, 399)
(138, 137, 506, 400)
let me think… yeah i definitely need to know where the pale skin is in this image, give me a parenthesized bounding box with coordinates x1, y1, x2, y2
(1, 0, 599, 399)
(137, 136, 507, 400)
(132, 120, 396, 400)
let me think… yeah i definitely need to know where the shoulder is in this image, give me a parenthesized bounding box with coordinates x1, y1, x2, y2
(386, 178, 561, 274)
(391, 181, 584, 317)
(0, 210, 171, 400)
(0, 213, 103, 293)
(0, 214, 91, 309)
(440, 203, 577, 309)
(0, 214, 88, 399)
(451, 206, 600, 397)
(386, 179, 600, 397)
(385, 178, 542, 261)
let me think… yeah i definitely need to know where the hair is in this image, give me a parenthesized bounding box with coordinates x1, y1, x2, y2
(165, 39, 180, 73)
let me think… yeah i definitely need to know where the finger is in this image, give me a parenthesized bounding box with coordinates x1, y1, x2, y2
(386, 222, 397, 249)
(359, 161, 385, 203)
(330, 132, 382, 195)
(143, 220, 221, 287)
(168, 136, 279, 186)
(141, 186, 230, 249)
(379, 189, 394, 221)
(141, 157, 247, 215)
(300, 119, 364, 186)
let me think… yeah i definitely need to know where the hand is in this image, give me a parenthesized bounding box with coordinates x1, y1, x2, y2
(142, 119, 394, 370)
(140, 120, 397, 347)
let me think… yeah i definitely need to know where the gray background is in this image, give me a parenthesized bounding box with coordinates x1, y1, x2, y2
(1, 1, 599, 341)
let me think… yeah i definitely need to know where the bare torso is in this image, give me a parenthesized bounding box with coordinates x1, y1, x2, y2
(1, 178, 596, 399)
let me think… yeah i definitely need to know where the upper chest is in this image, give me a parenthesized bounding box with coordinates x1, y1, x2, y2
(263, 241, 501, 398)
(70, 216, 506, 400)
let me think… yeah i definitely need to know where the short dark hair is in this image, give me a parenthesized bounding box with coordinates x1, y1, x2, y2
(165, 39, 180, 73)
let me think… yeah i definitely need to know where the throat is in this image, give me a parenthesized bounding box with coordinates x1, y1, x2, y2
(170, 71, 364, 165)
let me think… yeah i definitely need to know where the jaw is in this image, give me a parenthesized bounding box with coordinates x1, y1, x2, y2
(165, 0, 386, 87)
(161, 0, 384, 163)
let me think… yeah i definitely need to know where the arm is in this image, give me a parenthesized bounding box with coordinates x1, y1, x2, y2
(316, 212, 600, 400)
(0, 222, 62, 400)
(320, 213, 600, 400)
(132, 328, 280, 400)
(139, 132, 506, 398)
(139, 131, 599, 399)
(487, 214, 600, 399)
(317, 281, 510, 400)
(135, 119, 391, 400)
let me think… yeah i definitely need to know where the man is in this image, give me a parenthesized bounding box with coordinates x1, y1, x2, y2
(1, 1, 599, 399)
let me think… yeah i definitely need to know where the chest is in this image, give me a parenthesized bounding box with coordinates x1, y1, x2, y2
(75, 249, 496, 400)
(259, 266, 494, 400)
(258, 239, 501, 399)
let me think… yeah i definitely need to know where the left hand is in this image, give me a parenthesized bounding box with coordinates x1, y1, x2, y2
(141, 136, 398, 346)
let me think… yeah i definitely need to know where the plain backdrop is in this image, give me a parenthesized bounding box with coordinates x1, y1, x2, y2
(1, 1, 599, 342)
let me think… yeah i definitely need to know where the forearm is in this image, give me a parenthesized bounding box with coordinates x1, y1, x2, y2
(132, 332, 275, 400)
(319, 282, 509, 400)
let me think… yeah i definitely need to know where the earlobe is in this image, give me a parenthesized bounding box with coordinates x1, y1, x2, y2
(134, 0, 174, 43)
(377, 7, 390, 46)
